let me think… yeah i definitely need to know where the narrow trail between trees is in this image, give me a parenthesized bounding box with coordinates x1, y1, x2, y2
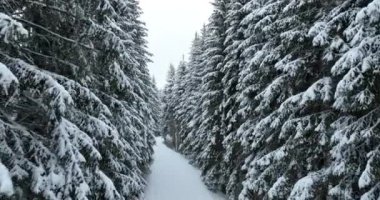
(144, 137, 225, 200)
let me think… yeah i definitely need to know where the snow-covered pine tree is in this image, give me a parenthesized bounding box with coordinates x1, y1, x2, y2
(196, 0, 230, 192)
(179, 30, 208, 157)
(220, 0, 249, 198)
(0, 0, 157, 199)
(162, 64, 177, 146)
(309, 0, 380, 199)
(0, 12, 26, 199)
(172, 60, 188, 150)
(236, 1, 292, 197)
(79, 0, 158, 197)
(121, 0, 157, 167)
(175, 33, 202, 153)
(237, 0, 337, 199)
(233, 0, 379, 199)
(150, 76, 163, 137)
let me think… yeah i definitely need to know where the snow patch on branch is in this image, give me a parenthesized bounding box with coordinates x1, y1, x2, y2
(0, 163, 14, 197)
(0, 12, 28, 43)
(0, 62, 18, 95)
(289, 171, 324, 200)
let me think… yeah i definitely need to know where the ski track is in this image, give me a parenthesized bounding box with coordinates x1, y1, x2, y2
(144, 137, 226, 200)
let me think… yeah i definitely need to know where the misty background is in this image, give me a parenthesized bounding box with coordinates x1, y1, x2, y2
(140, 0, 213, 88)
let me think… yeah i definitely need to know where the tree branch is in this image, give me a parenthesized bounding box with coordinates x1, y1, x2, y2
(13, 17, 96, 51)
(26, 1, 78, 18)
(19, 46, 81, 71)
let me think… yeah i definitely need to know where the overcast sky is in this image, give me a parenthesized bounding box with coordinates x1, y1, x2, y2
(140, 0, 213, 89)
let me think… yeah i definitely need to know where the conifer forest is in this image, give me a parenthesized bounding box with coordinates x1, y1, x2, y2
(1, 0, 380, 200)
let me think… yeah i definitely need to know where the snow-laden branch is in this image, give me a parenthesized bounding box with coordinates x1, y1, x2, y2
(0, 163, 14, 197)
(0, 12, 28, 43)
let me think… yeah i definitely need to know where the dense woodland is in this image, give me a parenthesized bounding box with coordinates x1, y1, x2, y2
(0, 0, 159, 199)
(1, 0, 380, 199)
(162, 0, 380, 199)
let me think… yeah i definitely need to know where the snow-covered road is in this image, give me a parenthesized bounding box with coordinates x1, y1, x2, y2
(144, 137, 225, 200)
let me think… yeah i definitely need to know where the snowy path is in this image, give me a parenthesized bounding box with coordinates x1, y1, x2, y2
(144, 137, 225, 200)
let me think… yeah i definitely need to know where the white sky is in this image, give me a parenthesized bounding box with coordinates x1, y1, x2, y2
(140, 0, 213, 89)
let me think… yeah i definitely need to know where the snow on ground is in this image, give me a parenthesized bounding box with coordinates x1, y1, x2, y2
(144, 137, 226, 200)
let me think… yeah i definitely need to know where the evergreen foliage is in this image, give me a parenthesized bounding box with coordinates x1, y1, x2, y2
(161, 0, 380, 199)
(0, 0, 158, 199)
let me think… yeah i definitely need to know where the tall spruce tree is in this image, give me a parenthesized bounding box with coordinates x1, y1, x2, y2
(309, 0, 380, 199)
(162, 64, 177, 146)
(196, 0, 229, 192)
(179, 31, 207, 155)
(0, 0, 158, 199)
(178, 29, 210, 164)
(172, 60, 188, 150)
(221, 0, 250, 198)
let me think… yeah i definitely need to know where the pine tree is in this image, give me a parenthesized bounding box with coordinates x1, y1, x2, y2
(162, 64, 177, 146)
(150, 76, 162, 137)
(238, 0, 336, 199)
(0, 12, 26, 199)
(196, 0, 230, 192)
(220, 0, 250, 198)
(172, 60, 188, 150)
(309, 0, 380, 199)
(179, 31, 207, 155)
(0, 0, 158, 199)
